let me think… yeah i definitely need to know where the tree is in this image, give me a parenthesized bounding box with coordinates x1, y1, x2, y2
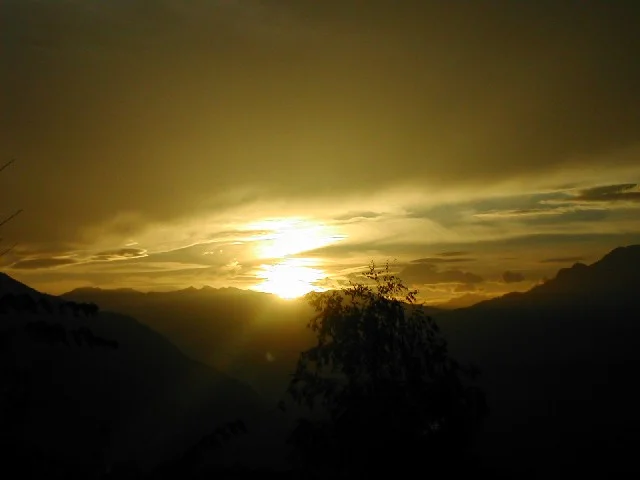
(286, 262, 487, 477)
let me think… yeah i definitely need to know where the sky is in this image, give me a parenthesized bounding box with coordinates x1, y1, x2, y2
(2, 0, 640, 303)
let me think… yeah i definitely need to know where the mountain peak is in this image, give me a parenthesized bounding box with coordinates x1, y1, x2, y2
(536, 244, 639, 291)
(471, 244, 640, 310)
(594, 244, 640, 269)
(66, 286, 103, 294)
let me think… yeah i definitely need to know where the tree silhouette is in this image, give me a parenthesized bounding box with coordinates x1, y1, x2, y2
(286, 262, 487, 476)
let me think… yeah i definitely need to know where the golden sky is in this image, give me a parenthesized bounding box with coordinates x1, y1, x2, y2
(2, 1, 640, 302)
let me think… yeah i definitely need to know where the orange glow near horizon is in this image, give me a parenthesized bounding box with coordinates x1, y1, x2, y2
(251, 258, 328, 299)
(245, 218, 344, 298)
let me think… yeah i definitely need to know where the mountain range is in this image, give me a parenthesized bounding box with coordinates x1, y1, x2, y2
(64, 244, 640, 476)
(3, 244, 640, 476)
(0, 273, 267, 477)
(62, 285, 318, 403)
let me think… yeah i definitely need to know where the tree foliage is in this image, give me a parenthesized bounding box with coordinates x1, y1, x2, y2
(286, 262, 487, 475)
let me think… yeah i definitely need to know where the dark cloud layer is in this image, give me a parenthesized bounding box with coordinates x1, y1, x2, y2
(8, 247, 148, 271)
(400, 263, 483, 286)
(540, 256, 585, 264)
(573, 184, 640, 203)
(410, 258, 476, 264)
(2, 0, 640, 250)
(11, 257, 78, 270)
(333, 211, 382, 222)
(454, 284, 478, 293)
(89, 248, 148, 262)
(502, 270, 526, 283)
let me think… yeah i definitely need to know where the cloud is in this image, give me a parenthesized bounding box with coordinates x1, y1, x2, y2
(10, 257, 78, 270)
(4, 1, 640, 253)
(502, 270, 525, 283)
(410, 257, 476, 264)
(540, 256, 585, 264)
(572, 184, 640, 203)
(89, 248, 148, 262)
(333, 211, 382, 222)
(467, 185, 640, 227)
(454, 283, 478, 293)
(4, 2, 640, 295)
(399, 263, 483, 286)
(473, 208, 566, 219)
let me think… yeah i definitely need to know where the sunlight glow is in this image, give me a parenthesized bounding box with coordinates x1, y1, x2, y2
(244, 218, 344, 299)
(248, 218, 345, 259)
(251, 258, 328, 299)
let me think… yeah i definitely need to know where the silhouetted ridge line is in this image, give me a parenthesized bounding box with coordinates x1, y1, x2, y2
(460, 244, 640, 310)
(0, 271, 267, 476)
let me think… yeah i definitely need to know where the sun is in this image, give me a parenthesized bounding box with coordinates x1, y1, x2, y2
(244, 217, 344, 299)
(252, 259, 327, 299)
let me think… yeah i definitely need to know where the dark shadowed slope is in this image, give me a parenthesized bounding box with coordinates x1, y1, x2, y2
(436, 245, 640, 477)
(434, 292, 494, 310)
(0, 273, 267, 477)
(0, 271, 40, 295)
(62, 286, 319, 403)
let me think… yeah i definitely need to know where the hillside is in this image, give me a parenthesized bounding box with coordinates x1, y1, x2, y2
(0, 273, 267, 477)
(435, 245, 640, 476)
(62, 286, 319, 403)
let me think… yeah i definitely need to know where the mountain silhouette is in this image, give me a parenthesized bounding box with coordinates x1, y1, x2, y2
(0, 271, 41, 295)
(434, 292, 494, 309)
(60, 245, 640, 476)
(436, 244, 640, 476)
(470, 244, 640, 310)
(0, 274, 267, 477)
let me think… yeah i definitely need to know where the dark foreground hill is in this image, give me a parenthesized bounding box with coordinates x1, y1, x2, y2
(0, 273, 267, 478)
(437, 245, 640, 477)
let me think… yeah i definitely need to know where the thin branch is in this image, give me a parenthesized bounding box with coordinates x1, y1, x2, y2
(0, 210, 23, 229)
(0, 159, 16, 174)
(0, 243, 17, 258)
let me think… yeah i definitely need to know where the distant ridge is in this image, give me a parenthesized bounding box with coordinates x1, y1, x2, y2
(434, 244, 640, 476)
(63, 283, 316, 403)
(1, 272, 267, 474)
(65, 284, 261, 297)
(434, 293, 494, 310)
(465, 244, 640, 310)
